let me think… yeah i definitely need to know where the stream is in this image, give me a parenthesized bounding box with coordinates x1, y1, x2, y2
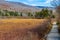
(46, 22, 60, 40)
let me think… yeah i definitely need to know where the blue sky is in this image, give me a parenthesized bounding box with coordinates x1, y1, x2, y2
(5, 0, 53, 7)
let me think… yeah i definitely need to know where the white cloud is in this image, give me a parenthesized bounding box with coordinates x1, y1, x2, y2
(5, 0, 53, 6)
(45, 0, 53, 3)
(23, 2, 29, 4)
(30, 4, 37, 6)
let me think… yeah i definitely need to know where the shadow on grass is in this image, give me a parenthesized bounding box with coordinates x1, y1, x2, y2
(0, 20, 51, 40)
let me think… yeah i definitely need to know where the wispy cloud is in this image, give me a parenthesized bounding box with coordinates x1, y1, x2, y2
(5, 0, 54, 6)
(45, 0, 53, 3)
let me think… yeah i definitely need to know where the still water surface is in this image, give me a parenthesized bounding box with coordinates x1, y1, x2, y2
(46, 22, 60, 40)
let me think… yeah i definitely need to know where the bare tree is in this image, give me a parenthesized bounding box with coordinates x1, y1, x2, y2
(51, 0, 60, 20)
(51, 0, 60, 31)
(51, 0, 60, 6)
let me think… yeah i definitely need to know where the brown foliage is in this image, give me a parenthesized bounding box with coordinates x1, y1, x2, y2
(0, 19, 51, 40)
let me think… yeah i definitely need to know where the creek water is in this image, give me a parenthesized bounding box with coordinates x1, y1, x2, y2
(46, 22, 60, 40)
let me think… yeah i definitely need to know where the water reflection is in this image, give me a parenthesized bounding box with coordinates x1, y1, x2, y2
(45, 34, 60, 40)
(45, 23, 60, 40)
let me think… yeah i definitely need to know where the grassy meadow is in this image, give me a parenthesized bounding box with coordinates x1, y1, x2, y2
(0, 19, 52, 40)
(0, 5, 53, 40)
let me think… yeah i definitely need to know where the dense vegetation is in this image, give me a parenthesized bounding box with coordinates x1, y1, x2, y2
(0, 10, 20, 16)
(0, 9, 55, 19)
(0, 19, 52, 40)
(35, 8, 55, 19)
(51, 0, 60, 32)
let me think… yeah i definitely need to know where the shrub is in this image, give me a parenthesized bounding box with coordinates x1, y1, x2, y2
(14, 12, 19, 16)
(5, 13, 10, 16)
(35, 8, 51, 19)
(28, 12, 33, 17)
(20, 12, 22, 16)
(51, 15, 55, 18)
(8, 11, 15, 16)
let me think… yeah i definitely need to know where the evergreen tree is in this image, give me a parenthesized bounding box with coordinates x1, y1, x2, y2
(20, 12, 22, 16)
(14, 12, 19, 16)
(5, 13, 10, 16)
(9, 11, 14, 16)
(28, 12, 33, 17)
(0, 10, 2, 16)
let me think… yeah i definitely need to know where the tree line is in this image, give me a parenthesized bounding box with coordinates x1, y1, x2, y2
(0, 8, 55, 19)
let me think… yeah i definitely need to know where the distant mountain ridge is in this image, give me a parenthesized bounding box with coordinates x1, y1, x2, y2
(6, 1, 54, 8)
(0, 0, 55, 13)
(6, 1, 32, 7)
(36, 6, 54, 8)
(0, 0, 41, 13)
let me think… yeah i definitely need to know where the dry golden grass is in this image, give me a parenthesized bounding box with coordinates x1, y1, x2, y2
(0, 19, 51, 40)
(0, 19, 47, 31)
